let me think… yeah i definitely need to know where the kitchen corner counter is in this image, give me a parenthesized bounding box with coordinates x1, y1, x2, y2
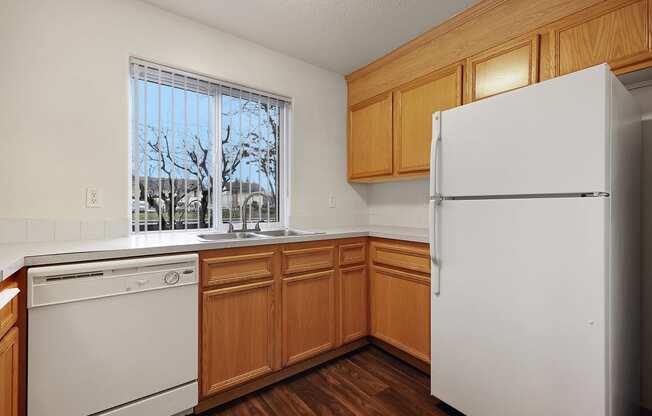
(0, 225, 427, 280)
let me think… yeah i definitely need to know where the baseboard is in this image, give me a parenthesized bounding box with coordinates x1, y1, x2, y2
(195, 338, 369, 414)
(370, 337, 430, 374)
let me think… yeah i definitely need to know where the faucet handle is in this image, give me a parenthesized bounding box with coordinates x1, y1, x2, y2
(227, 222, 234, 233)
(254, 221, 262, 232)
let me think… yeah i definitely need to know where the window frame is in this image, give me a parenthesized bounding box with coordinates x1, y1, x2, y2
(128, 58, 291, 234)
(213, 90, 290, 232)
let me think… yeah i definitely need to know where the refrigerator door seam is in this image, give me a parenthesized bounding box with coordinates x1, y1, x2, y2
(442, 192, 610, 201)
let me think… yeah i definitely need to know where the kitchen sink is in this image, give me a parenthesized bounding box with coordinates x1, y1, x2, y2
(197, 232, 265, 241)
(252, 228, 323, 237)
(197, 229, 323, 241)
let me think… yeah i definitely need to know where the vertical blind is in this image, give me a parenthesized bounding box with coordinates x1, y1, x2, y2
(130, 58, 289, 233)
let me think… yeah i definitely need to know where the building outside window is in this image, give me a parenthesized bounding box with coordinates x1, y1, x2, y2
(130, 59, 289, 233)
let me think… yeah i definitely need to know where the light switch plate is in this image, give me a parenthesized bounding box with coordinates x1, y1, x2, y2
(328, 195, 336, 208)
(86, 187, 103, 208)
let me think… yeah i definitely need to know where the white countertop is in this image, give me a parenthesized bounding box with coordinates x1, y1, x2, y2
(0, 225, 428, 280)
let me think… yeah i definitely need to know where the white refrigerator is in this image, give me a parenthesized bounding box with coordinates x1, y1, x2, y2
(428, 64, 641, 416)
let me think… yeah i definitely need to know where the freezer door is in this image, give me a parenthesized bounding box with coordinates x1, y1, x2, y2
(439, 64, 611, 196)
(431, 197, 608, 416)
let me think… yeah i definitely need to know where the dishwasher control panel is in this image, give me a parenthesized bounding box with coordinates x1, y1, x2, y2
(27, 254, 198, 308)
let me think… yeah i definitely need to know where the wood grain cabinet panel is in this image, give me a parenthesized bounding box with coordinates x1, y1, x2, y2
(0, 327, 18, 416)
(555, 0, 650, 75)
(394, 64, 463, 175)
(348, 92, 393, 180)
(467, 35, 539, 102)
(282, 245, 335, 275)
(338, 266, 369, 344)
(201, 281, 275, 397)
(338, 242, 367, 267)
(370, 267, 430, 363)
(282, 270, 336, 366)
(202, 251, 274, 288)
(0, 282, 18, 341)
(370, 240, 431, 275)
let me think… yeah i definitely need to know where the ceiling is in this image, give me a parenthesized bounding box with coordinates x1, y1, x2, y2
(143, 0, 479, 74)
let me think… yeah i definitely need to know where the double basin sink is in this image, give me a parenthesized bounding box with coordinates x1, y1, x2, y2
(197, 228, 322, 241)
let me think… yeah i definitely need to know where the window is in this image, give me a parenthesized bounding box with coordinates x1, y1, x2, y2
(130, 59, 289, 233)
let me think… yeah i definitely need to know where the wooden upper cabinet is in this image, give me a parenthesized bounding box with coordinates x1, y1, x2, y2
(201, 280, 275, 397)
(394, 64, 463, 175)
(0, 327, 18, 416)
(467, 35, 539, 102)
(554, 0, 650, 76)
(348, 92, 393, 180)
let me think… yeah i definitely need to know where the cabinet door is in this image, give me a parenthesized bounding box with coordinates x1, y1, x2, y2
(394, 64, 463, 175)
(554, 0, 650, 76)
(338, 266, 369, 345)
(201, 281, 275, 397)
(370, 266, 430, 363)
(282, 270, 335, 366)
(467, 35, 539, 102)
(0, 327, 18, 416)
(348, 92, 393, 180)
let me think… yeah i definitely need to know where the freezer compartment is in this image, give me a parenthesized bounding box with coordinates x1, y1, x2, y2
(431, 196, 608, 416)
(437, 64, 612, 197)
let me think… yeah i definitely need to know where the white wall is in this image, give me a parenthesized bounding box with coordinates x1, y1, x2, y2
(0, 0, 368, 241)
(633, 84, 652, 409)
(367, 179, 429, 228)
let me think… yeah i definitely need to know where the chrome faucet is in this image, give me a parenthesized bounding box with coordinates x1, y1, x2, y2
(240, 192, 272, 232)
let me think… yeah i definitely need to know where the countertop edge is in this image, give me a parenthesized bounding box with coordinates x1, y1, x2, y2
(1, 227, 428, 280)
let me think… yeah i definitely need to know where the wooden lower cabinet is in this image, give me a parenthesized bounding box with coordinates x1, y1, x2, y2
(370, 266, 430, 364)
(0, 327, 18, 416)
(198, 237, 429, 409)
(338, 265, 369, 344)
(282, 270, 336, 366)
(201, 280, 276, 398)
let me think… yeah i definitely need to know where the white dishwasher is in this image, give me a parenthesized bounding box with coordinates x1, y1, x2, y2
(27, 254, 199, 416)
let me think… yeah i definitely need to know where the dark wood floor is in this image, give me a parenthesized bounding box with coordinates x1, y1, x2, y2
(199, 346, 464, 416)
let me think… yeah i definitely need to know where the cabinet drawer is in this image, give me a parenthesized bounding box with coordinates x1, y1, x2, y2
(0, 282, 18, 341)
(370, 241, 430, 274)
(282, 245, 335, 275)
(339, 243, 367, 266)
(202, 251, 274, 288)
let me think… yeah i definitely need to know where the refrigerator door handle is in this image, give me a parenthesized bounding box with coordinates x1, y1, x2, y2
(430, 111, 442, 198)
(429, 199, 441, 295)
(430, 111, 442, 296)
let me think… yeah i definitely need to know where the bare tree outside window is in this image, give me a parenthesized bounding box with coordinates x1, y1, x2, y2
(131, 69, 282, 233)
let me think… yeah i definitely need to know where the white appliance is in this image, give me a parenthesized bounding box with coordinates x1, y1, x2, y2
(27, 254, 199, 416)
(428, 64, 641, 416)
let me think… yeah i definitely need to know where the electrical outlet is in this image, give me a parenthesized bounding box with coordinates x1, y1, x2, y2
(86, 188, 103, 208)
(328, 195, 336, 208)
